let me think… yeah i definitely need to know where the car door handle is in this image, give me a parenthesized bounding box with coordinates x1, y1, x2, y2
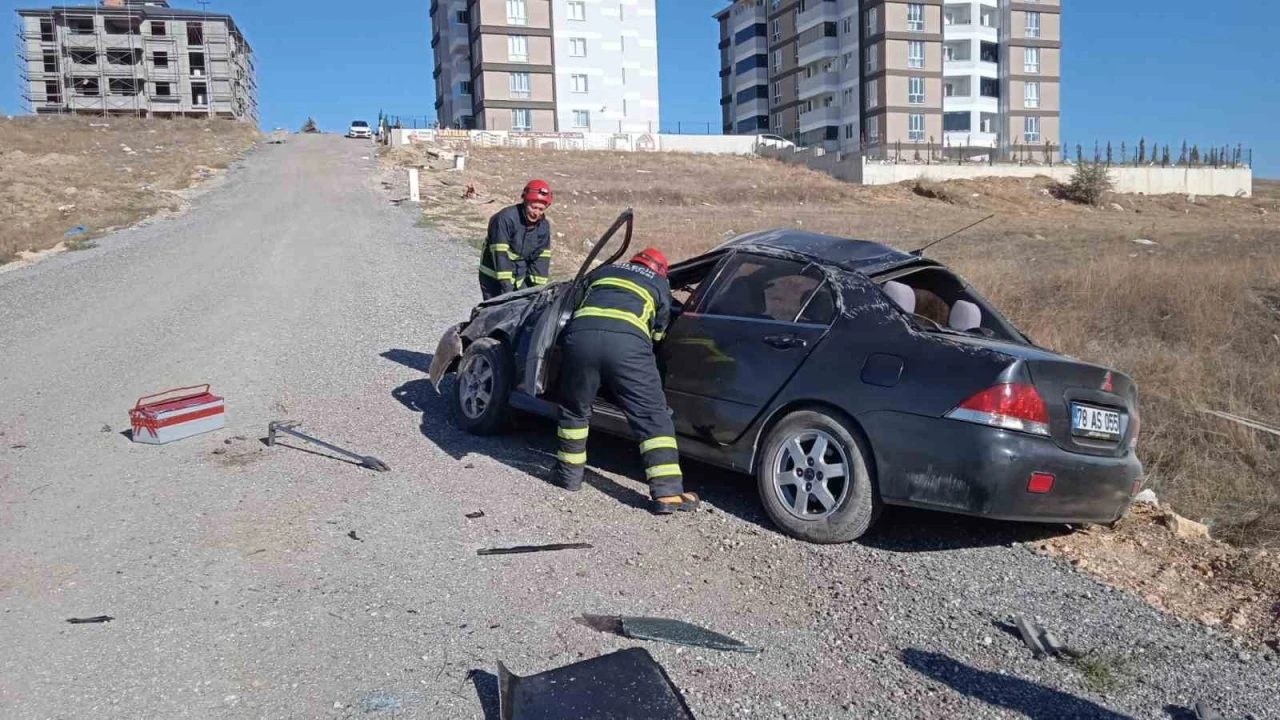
(763, 334, 806, 350)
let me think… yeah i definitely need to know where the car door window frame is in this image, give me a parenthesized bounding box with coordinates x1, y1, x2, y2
(691, 252, 836, 329)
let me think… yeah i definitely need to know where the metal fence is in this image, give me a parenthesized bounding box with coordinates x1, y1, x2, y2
(839, 137, 1253, 170)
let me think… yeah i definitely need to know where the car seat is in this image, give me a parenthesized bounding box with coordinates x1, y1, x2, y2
(882, 281, 916, 314)
(949, 300, 982, 331)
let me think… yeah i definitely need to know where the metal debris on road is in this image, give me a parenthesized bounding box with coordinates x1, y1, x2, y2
(266, 420, 390, 472)
(67, 616, 114, 624)
(496, 648, 696, 720)
(347, 531, 362, 542)
(465, 510, 486, 519)
(476, 542, 592, 556)
(1012, 615, 1085, 659)
(577, 614, 759, 654)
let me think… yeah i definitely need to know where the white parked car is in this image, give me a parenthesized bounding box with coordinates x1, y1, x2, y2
(756, 134, 796, 150)
(347, 120, 372, 139)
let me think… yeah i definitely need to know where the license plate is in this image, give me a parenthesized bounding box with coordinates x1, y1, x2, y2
(1071, 403, 1122, 440)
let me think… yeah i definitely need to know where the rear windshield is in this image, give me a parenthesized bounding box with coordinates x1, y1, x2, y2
(875, 266, 1029, 344)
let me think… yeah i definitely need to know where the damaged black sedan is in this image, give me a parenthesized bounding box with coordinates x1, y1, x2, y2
(427, 210, 1143, 543)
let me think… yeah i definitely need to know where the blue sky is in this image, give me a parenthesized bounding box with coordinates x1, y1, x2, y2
(3, 0, 1277, 175)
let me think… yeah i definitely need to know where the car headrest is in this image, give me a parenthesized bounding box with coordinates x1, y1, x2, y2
(949, 300, 982, 331)
(882, 281, 916, 314)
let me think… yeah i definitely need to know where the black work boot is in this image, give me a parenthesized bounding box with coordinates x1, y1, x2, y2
(649, 492, 700, 515)
(554, 465, 583, 492)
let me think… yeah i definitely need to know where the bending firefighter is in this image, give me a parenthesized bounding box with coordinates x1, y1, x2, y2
(478, 179, 553, 300)
(552, 247, 700, 515)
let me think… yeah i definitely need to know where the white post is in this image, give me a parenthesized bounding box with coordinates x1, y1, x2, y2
(408, 168, 420, 202)
(454, 153, 466, 171)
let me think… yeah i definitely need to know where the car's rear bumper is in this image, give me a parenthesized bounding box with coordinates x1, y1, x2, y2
(859, 410, 1141, 524)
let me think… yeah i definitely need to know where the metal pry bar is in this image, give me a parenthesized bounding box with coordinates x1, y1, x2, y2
(267, 420, 391, 472)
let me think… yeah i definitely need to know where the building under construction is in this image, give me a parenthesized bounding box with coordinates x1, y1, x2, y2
(15, 0, 256, 120)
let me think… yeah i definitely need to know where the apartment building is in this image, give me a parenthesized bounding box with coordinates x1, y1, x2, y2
(432, 0, 660, 133)
(716, 0, 1059, 158)
(16, 0, 257, 120)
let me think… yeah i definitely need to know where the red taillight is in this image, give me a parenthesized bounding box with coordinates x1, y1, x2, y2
(1027, 472, 1055, 493)
(946, 383, 1051, 436)
(1129, 411, 1141, 449)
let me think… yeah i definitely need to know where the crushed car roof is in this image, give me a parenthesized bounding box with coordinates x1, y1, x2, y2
(715, 229, 930, 275)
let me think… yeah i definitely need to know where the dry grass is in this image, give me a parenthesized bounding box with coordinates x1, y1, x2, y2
(388, 144, 1280, 547)
(0, 115, 259, 263)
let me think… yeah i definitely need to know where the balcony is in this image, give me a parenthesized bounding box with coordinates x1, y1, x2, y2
(796, 0, 839, 34)
(798, 104, 839, 134)
(798, 71, 839, 101)
(797, 36, 838, 68)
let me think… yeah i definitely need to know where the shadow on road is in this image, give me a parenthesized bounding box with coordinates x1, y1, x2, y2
(861, 506, 1075, 553)
(383, 348, 1079, 552)
(468, 669, 501, 720)
(900, 648, 1132, 720)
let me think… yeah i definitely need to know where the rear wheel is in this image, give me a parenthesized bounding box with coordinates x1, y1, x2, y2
(450, 338, 514, 435)
(756, 410, 880, 544)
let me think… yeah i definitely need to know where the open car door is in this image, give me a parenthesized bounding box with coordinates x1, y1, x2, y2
(517, 208, 635, 398)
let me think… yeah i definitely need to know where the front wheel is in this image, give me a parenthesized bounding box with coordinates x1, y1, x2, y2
(450, 337, 513, 435)
(756, 410, 880, 544)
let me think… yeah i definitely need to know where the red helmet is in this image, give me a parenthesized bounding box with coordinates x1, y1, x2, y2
(631, 247, 668, 277)
(522, 179, 553, 206)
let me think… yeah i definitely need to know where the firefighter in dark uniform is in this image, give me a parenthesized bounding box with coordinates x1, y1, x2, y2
(478, 179, 553, 300)
(552, 247, 700, 515)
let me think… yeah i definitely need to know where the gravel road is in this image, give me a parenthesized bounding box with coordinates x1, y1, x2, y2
(0, 134, 1274, 719)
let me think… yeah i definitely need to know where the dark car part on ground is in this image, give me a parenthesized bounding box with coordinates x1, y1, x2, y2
(476, 542, 593, 556)
(496, 648, 695, 720)
(427, 210, 1142, 544)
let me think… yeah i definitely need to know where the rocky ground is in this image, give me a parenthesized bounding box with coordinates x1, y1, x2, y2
(0, 134, 1275, 719)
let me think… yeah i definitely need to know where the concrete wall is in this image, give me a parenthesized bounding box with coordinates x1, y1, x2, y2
(389, 128, 762, 155)
(757, 146, 1254, 197)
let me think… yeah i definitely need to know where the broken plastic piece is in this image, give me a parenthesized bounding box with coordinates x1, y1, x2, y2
(623, 616, 759, 654)
(347, 530, 362, 542)
(1013, 615, 1048, 658)
(477, 542, 591, 556)
(465, 510, 486, 519)
(497, 647, 695, 720)
(577, 614, 760, 654)
(67, 616, 114, 624)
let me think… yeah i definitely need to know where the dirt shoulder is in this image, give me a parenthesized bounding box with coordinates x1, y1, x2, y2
(0, 116, 259, 264)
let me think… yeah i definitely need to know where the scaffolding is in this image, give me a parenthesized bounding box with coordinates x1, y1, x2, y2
(13, 2, 257, 121)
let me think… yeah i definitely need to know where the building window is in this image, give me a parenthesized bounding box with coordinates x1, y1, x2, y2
(571, 74, 588, 93)
(567, 1, 586, 21)
(908, 40, 924, 69)
(772, 50, 782, 70)
(460, 80, 472, 95)
(511, 108, 532, 130)
(772, 81, 781, 103)
(773, 113, 781, 130)
(866, 7, 878, 34)
(865, 79, 878, 109)
(1024, 81, 1039, 108)
(865, 45, 878, 73)
(844, 123, 854, 140)
(867, 116, 880, 144)
(980, 77, 999, 98)
(842, 52, 852, 69)
(772, 19, 780, 41)
(842, 88, 853, 105)
(570, 38, 587, 57)
(1024, 116, 1041, 142)
(1024, 47, 1040, 73)
(908, 77, 925, 104)
(73, 78, 100, 96)
(150, 21, 166, 36)
(508, 36, 529, 62)
(842, 17, 852, 34)
(455, 10, 469, 25)
(506, 0, 527, 25)
(509, 72, 530, 99)
(154, 81, 172, 97)
(909, 113, 925, 141)
(573, 110, 591, 128)
(907, 4, 924, 31)
(943, 111, 970, 132)
(153, 51, 169, 68)
(1025, 11, 1040, 38)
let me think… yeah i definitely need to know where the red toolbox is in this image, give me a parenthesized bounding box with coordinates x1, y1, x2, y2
(129, 385, 226, 444)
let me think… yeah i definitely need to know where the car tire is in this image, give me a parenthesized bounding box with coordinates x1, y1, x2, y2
(449, 337, 514, 435)
(756, 410, 880, 544)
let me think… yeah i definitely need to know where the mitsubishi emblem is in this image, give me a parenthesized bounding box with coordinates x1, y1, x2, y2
(1101, 371, 1114, 392)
